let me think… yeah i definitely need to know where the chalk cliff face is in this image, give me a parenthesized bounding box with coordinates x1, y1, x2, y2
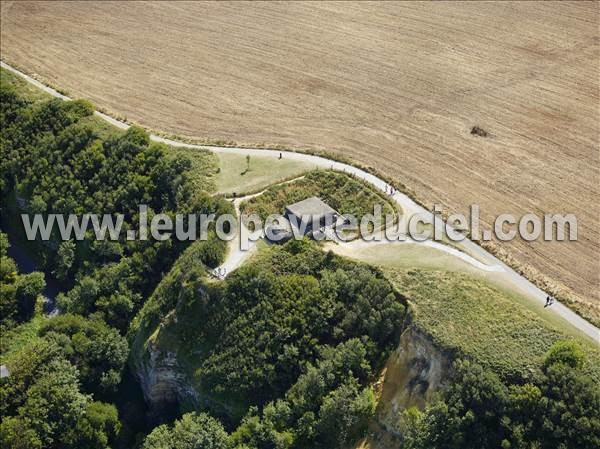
(134, 319, 450, 438)
(133, 323, 242, 423)
(135, 341, 200, 411)
(373, 325, 451, 437)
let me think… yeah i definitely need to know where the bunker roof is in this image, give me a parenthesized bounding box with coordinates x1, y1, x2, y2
(285, 197, 339, 219)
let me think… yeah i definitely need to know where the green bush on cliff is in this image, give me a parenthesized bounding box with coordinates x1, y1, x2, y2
(1, 78, 231, 331)
(398, 341, 600, 449)
(135, 240, 406, 448)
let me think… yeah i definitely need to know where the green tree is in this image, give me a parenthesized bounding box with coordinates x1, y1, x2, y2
(232, 406, 294, 449)
(29, 195, 47, 214)
(54, 240, 75, 282)
(62, 401, 121, 449)
(143, 412, 232, 449)
(15, 271, 45, 320)
(0, 232, 44, 326)
(315, 381, 375, 448)
(414, 360, 510, 449)
(15, 358, 89, 448)
(142, 424, 174, 449)
(534, 341, 600, 449)
(0, 255, 18, 325)
(0, 417, 43, 449)
(0, 338, 64, 416)
(543, 340, 584, 370)
(40, 314, 129, 396)
(401, 343, 600, 449)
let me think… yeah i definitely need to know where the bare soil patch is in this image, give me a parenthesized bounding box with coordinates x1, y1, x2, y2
(1, 1, 598, 320)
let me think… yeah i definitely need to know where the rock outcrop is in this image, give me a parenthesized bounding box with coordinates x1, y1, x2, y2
(135, 339, 200, 413)
(374, 325, 451, 436)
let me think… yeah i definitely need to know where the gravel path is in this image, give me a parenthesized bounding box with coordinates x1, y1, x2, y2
(3, 60, 597, 343)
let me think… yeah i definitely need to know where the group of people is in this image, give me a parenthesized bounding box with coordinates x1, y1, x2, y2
(213, 267, 227, 280)
(544, 295, 556, 307)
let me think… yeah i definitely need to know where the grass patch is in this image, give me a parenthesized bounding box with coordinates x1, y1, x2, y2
(336, 242, 478, 273)
(215, 152, 318, 195)
(239, 169, 399, 225)
(0, 314, 47, 365)
(1, 67, 122, 142)
(386, 268, 600, 383)
(148, 144, 317, 198)
(80, 114, 125, 140)
(167, 146, 220, 194)
(1, 67, 52, 103)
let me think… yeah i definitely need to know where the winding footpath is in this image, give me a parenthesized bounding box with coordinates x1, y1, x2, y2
(2, 61, 598, 343)
(331, 237, 505, 273)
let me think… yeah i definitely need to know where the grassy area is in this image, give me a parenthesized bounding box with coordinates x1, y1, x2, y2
(214, 152, 318, 195)
(6, 1, 596, 327)
(1, 68, 124, 141)
(240, 169, 399, 227)
(80, 114, 124, 140)
(150, 142, 318, 198)
(0, 314, 47, 365)
(385, 268, 600, 383)
(167, 146, 220, 194)
(334, 242, 479, 274)
(335, 241, 596, 339)
(164, 144, 319, 198)
(1, 67, 52, 103)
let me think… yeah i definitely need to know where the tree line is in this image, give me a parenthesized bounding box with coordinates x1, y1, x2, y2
(2, 73, 597, 449)
(0, 74, 230, 447)
(134, 239, 407, 448)
(136, 239, 600, 449)
(1, 79, 232, 332)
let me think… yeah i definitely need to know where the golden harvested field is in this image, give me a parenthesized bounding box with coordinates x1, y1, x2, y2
(1, 1, 599, 321)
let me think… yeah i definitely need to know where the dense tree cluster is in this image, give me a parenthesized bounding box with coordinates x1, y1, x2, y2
(197, 245, 404, 404)
(0, 232, 45, 330)
(0, 323, 124, 449)
(397, 340, 600, 449)
(140, 240, 406, 448)
(0, 77, 230, 448)
(1, 81, 232, 330)
(1, 90, 185, 220)
(230, 338, 377, 449)
(142, 412, 231, 449)
(39, 314, 129, 396)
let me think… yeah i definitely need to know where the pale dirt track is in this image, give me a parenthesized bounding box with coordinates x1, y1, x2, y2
(3, 60, 598, 343)
(0, 1, 598, 321)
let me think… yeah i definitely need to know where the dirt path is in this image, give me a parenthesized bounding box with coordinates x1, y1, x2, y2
(213, 194, 263, 279)
(2, 60, 597, 343)
(329, 238, 505, 273)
